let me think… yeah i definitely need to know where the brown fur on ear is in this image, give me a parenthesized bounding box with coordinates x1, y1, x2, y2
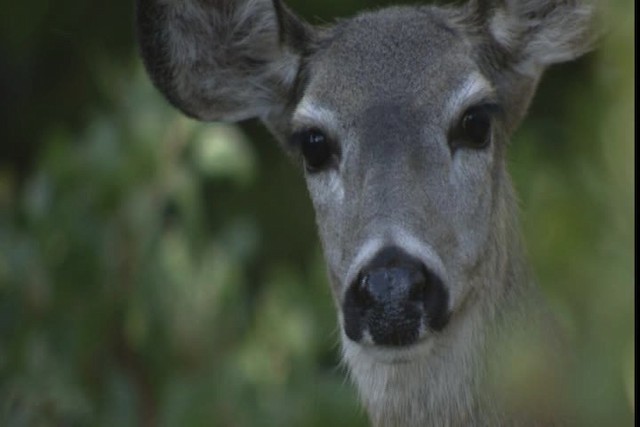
(272, 0, 314, 54)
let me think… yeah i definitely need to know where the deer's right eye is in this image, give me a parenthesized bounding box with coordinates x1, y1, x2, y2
(292, 128, 335, 172)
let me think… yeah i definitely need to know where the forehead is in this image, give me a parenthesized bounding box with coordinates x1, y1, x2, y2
(305, 6, 476, 111)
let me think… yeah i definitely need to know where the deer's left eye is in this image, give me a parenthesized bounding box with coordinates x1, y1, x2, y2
(461, 108, 491, 146)
(451, 104, 499, 150)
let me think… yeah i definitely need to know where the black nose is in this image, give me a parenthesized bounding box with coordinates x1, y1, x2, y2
(343, 246, 449, 347)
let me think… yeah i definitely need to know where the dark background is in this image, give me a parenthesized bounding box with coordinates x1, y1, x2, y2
(0, 1, 634, 426)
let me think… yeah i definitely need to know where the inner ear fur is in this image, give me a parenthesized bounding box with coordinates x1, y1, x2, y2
(136, 0, 313, 124)
(487, 0, 596, 76)
(455, 0, 596, 132)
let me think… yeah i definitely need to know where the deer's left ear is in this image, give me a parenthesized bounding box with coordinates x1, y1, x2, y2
(485, 0, 596, 77)
(458, 0, 596, 132)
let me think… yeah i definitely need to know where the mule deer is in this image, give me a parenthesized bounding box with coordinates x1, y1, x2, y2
(136, 0, 594, 425)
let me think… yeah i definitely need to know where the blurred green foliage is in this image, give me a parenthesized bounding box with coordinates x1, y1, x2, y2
(0, 0, 633, 426)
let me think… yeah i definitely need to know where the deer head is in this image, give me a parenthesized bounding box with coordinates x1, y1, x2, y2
(136, 0, 594, 424)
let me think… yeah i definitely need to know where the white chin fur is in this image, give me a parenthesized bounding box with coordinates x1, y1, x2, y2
(341, 328, 435, 365)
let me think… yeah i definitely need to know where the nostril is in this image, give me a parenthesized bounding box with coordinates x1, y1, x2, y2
(408, 272, 428, 303)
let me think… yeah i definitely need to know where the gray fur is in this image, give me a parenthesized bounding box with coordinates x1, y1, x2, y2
(136, 1, 594, 425)
(136, 0, 305, 123)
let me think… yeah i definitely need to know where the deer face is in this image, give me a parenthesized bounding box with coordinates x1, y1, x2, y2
(290, 8, 509, 350)
(137, 0, 594, 359)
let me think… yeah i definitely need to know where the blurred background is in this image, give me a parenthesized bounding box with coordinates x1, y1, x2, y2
(0, 0, 633, 426)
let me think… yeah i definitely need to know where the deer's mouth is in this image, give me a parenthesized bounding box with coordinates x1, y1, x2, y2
(341, 246, 450, 348)
(341, 327, 439, 364)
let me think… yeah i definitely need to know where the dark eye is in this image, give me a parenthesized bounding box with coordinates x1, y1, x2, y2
(293, 128, 335, 172)
(456, 105, 494, 149)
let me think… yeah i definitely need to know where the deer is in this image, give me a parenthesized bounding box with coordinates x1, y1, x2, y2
(136, 0, 595, 425)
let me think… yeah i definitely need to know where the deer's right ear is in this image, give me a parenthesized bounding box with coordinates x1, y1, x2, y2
(136, 0, 312, 127)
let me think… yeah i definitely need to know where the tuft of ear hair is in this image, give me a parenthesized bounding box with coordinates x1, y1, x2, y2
(466, 0, 597, 76)
(136, 0, 310, 123)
